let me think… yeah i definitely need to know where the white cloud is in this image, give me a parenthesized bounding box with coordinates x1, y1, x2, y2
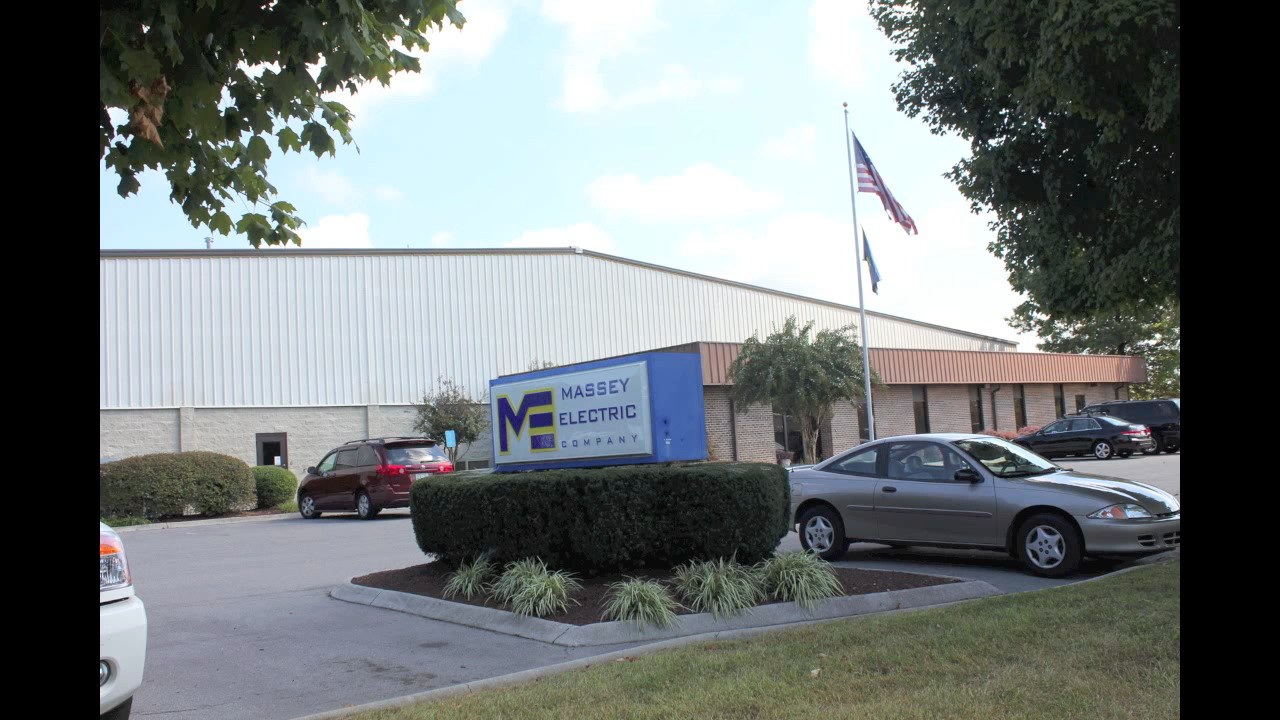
(374, 185, 406, 202)
(542, 1, 734, 112)
(809, 0, 878, 88)
(507, 222, 616, 254)
(587, 164, 782, 222)
(429, 231, 456, 247)
(325, 0, 510, 124)
(290, 213, 373, 248)
(761, 125, 817, 160)
(541, 0, 660, 59)
(613, 65, 742, 109)
(300, 167, 361, 206)
(675, 207, 1035, 347)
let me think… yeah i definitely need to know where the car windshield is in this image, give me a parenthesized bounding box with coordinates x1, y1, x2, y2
(385, 444, 448, 464)
(1096, 416, 1133, 427)
(951, 437, 1059, 478)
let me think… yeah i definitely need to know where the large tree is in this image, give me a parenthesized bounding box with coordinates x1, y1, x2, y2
(1009, 301, 1179, 399)
(870, 0, 1179, 318)
(728, 317, 875, 464)
(100, 0, 465, 247)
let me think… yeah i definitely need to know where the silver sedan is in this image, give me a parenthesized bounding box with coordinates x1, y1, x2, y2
(788, 433, 1181, 577)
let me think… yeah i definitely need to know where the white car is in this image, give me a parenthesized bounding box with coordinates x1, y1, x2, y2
(100, 522, 147, 719)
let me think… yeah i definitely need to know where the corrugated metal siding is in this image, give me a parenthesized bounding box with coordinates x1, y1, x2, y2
(101, 251, 1017, 409)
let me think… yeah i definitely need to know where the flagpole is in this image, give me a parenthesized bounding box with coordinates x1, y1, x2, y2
(843, 103, 876, 442)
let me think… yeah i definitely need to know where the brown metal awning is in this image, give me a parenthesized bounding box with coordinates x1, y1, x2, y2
(654, 342, 1147, 386)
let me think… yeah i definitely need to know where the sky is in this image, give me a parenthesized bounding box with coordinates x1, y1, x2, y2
(99, 0, 1036, 349)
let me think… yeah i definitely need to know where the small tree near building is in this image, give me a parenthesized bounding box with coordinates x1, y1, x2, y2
(411, 377, 487, 464)
(728, 317, 876, 464)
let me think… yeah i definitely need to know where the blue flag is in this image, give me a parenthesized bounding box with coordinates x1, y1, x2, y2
(861, 228, 881, 294)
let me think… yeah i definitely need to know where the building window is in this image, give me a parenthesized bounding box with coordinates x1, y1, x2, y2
(1013, 384, 1026, 429)
(856, 402, 870, 441)
(1075, 394, 1086, 412)
(968, 385, 984, 433)
(1054, 384, 1066, 418)
(912, 385, 930, 433)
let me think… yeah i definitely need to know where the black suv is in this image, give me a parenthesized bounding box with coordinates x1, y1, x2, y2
(1077, 399, 1180, 454)
(297, 437, 453, 520)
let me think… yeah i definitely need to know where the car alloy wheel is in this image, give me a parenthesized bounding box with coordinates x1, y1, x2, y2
(798, 505, 847, 561)
(1015, 513, 1082, 578)
(1093, 441, 1114, 460)
(1024, 525, 1066, 570)
(805, 516, 834, 552)
(356, 491, 374, 520)
(299, 494, 320, 519)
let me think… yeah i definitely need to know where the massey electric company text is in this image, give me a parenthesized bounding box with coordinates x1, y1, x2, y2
(561, 378, 631, 399)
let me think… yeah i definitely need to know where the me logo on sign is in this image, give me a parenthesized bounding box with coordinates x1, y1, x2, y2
(496, 388, 556, 454)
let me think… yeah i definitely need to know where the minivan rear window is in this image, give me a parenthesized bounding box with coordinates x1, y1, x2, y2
(385, 444, 448, 464)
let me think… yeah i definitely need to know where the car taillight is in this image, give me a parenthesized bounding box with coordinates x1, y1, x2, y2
(440, 463, 453, 473)
(377, 465, 408, 476)
(1120, 427, 1149, 436)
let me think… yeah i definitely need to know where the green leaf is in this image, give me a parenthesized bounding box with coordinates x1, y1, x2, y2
(246, 135, 271, 165)
(276, 127, 302, 154)
(209, 211, 233, 236)
(117, 173, 141, 197)
(119, 48, 162, 84)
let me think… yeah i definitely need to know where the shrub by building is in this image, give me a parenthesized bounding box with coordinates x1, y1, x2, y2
(251, 466, 297, 509)
(100, 451, 256, 520)
(411, 462, 789, 575)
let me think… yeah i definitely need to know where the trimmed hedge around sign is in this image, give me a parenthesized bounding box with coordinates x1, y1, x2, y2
(251, 466, 298, 509)
(100, 451, 256, 520)
(410, 462, 790, 575)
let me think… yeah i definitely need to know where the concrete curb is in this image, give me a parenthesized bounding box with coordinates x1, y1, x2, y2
(301, 559, 1180, 720)
(330, 575, 1002, 648)
(301, 579, 998, 720)
(111, 512, 297, 533)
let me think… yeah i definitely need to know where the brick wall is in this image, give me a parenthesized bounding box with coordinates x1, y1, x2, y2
(189, 406, 369, 481)
(734, 399, 775, 463)
(100, 409, 180, 460)
(820, 401, 861, 459)
(922, 385, 970, 433)
(701, 386, 776, 463)
(869, 385, 916, 438)
(703, 386, 736, 461)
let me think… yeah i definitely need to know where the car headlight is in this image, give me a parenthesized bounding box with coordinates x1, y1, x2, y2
(1088, 504, 1153, 520)
(101, 527, 132, 591)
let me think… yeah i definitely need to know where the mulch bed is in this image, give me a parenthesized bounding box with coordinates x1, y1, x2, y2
(352, 562, 960, 626)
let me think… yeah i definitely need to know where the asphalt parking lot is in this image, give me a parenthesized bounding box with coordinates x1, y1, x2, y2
(122, 452, 1180, 720)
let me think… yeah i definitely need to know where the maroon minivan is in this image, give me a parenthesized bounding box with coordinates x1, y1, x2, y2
(297, 437, 453, 520)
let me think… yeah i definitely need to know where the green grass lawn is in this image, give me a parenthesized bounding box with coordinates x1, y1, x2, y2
(352, 561, 1179, 720)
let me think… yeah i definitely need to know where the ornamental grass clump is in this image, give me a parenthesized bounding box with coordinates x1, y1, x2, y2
(488, 558, 583, 617)
(601, 578, 682, 629)
(757, 550, 844, 611)
(443, 553, 496, 600)
(673, 557, 764, 619)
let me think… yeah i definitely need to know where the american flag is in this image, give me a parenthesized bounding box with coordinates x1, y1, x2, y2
(853, 134, 918, 235)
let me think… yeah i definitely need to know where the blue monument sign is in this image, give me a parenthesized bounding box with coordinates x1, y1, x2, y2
(490, 352, 707, 472)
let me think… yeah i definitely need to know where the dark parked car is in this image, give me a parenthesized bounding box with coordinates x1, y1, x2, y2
(1078, 398, 1180, 454)
(1014, 416, 1154, 460)
(298, 437, 453, 520)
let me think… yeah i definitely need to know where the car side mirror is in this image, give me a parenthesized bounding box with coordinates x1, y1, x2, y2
(306, 466, 318, 475)
(954, 468, 981, 483)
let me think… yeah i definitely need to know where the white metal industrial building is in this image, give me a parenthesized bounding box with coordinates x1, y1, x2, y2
(100, 247, 1132, 476)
